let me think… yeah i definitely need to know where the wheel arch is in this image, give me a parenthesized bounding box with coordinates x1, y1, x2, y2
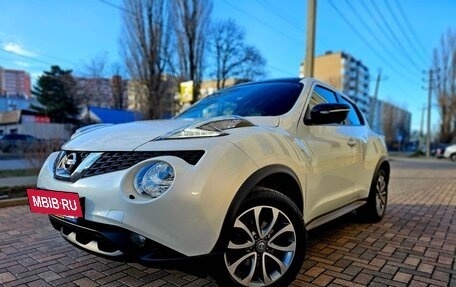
(211, 164, 303, 253)
(367, 156, 390, 196)
(376, 157, 391, 182)
(450, 152, 456, 161)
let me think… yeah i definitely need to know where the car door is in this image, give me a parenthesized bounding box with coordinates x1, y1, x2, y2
(297, 84, 359, 224)
(336, 94, 371, 196)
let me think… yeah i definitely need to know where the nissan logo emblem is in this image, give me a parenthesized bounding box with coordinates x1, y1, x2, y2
(63, 153, 77, 171)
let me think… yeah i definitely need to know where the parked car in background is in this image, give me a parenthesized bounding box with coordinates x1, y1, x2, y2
(28, 78, 390, 287)
(443, 144, 456, 161)
(0, 134, 42, 153)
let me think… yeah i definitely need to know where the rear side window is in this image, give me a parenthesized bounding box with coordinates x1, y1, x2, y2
(337, 95, 365, 126)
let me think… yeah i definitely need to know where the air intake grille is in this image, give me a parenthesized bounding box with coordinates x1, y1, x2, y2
(82, 150, 205, 178)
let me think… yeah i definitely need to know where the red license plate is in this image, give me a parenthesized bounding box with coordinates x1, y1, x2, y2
(27, 189, 83, 218)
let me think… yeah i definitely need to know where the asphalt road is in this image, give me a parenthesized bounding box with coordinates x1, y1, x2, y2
(0, 154, 43, 171)
(0, 158, 455, 286)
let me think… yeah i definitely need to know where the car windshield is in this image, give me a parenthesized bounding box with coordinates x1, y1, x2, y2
(176, 81, 303, 120)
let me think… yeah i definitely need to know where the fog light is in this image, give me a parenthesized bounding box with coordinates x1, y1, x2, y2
(131, 233, 146, 247)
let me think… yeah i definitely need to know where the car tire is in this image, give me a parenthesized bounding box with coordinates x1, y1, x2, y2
(218, 187, 306, 287)
(358, 168, 388, 222)
(450, 154, 456, 161)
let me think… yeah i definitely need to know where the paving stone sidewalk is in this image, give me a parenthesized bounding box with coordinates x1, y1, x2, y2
(0, 159, 455, 286)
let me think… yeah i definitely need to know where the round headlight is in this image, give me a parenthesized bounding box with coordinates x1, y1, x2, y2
(134, 161, 175, 198)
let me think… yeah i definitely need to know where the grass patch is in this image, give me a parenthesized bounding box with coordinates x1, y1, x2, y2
(0, 186, 30, 200)
(0, 169, 40, 178)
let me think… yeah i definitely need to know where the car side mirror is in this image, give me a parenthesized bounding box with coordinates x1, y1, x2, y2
(308, 103, 350, 125)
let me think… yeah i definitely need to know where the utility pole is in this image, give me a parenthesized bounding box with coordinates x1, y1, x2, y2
(368, 70, 382, 127)
(420, 104, 425, 138)
(425, 69, 433, 158)
(304, 0, 316, 77)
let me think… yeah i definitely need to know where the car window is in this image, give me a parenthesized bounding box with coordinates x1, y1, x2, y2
(304, 85, 338, 124)
(313, 86, 338, 104)
(176, 81, 303, 119)
(337, 95, 365, 126)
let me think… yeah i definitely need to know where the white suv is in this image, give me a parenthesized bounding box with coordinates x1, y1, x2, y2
(29, 78, 389, 287)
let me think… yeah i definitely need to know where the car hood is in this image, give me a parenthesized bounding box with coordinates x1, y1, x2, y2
(63, 120, 193, 151)
(62, 117, 279, 151)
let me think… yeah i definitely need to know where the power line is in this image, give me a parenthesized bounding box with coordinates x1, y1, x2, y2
(222, 0, 303, 45)
(328, 0, 416, 84)
(254, 0, 304, 33)
(359, 1, 414, 69)
(0, 49, 53, 67)
(344, 0, 413, 73)
(0, 56, 20, 64)
(268, 64, 297, 77)
(384, 0, 429, 66)
(394, 0, 430, 64)
(0, 40, 80, 67)
(38, 52, 80, 67)
(369, 0, 421, 71)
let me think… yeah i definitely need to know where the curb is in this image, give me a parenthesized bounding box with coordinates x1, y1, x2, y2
(0, 197, 29, 208)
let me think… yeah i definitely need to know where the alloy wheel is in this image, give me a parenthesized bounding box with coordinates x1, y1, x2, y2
(375, 172, 387, 216)
(224, 205, 297, 286)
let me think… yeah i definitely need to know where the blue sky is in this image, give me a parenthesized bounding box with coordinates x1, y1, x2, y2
(0, 0, 454, 131)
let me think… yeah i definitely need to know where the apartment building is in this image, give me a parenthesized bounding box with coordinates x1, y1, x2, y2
(300, 51, 371, 116)
(372, 99, 412, 148)
(0, 66, 32, 98)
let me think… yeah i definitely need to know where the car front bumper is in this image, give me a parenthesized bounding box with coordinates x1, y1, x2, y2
(37, 141, 258, 257)
(49, 215, 188, 262)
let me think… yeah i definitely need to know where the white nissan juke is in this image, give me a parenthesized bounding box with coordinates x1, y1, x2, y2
(30, 77, 389, 286)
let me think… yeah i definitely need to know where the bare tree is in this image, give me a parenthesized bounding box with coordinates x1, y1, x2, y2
(111, 62, 128, 110)
(209, 19, 266, 89)
(83, 52, 109, 78)
(433, 28, 456, 143)
(172, 0, 212, 104)
(78, 52, 111, 107)
(121, 0, 173, 119)
(238, 46, 266, 82)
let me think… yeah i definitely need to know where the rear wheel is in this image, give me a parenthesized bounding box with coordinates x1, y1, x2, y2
(358, 168, 388, 222)
(450, 153, 456, 161)
(219, 187, 306, 287)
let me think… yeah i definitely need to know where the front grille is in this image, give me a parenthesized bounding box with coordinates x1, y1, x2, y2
(54, 150, 205, 181)
(82, 150, 205, 178)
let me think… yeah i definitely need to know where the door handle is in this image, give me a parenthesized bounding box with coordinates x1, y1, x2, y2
(347, 138, 357, 147)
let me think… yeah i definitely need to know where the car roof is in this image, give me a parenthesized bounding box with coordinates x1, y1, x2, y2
(228, 78, 304, 89)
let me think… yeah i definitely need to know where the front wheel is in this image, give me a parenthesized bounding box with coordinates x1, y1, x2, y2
(219, 187, 306, 287)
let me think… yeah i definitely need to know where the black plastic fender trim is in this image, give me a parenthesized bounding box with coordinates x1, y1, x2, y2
(211, 164, 303, 254)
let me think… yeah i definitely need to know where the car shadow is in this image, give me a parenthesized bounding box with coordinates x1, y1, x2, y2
(136, 211, 367, 284)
